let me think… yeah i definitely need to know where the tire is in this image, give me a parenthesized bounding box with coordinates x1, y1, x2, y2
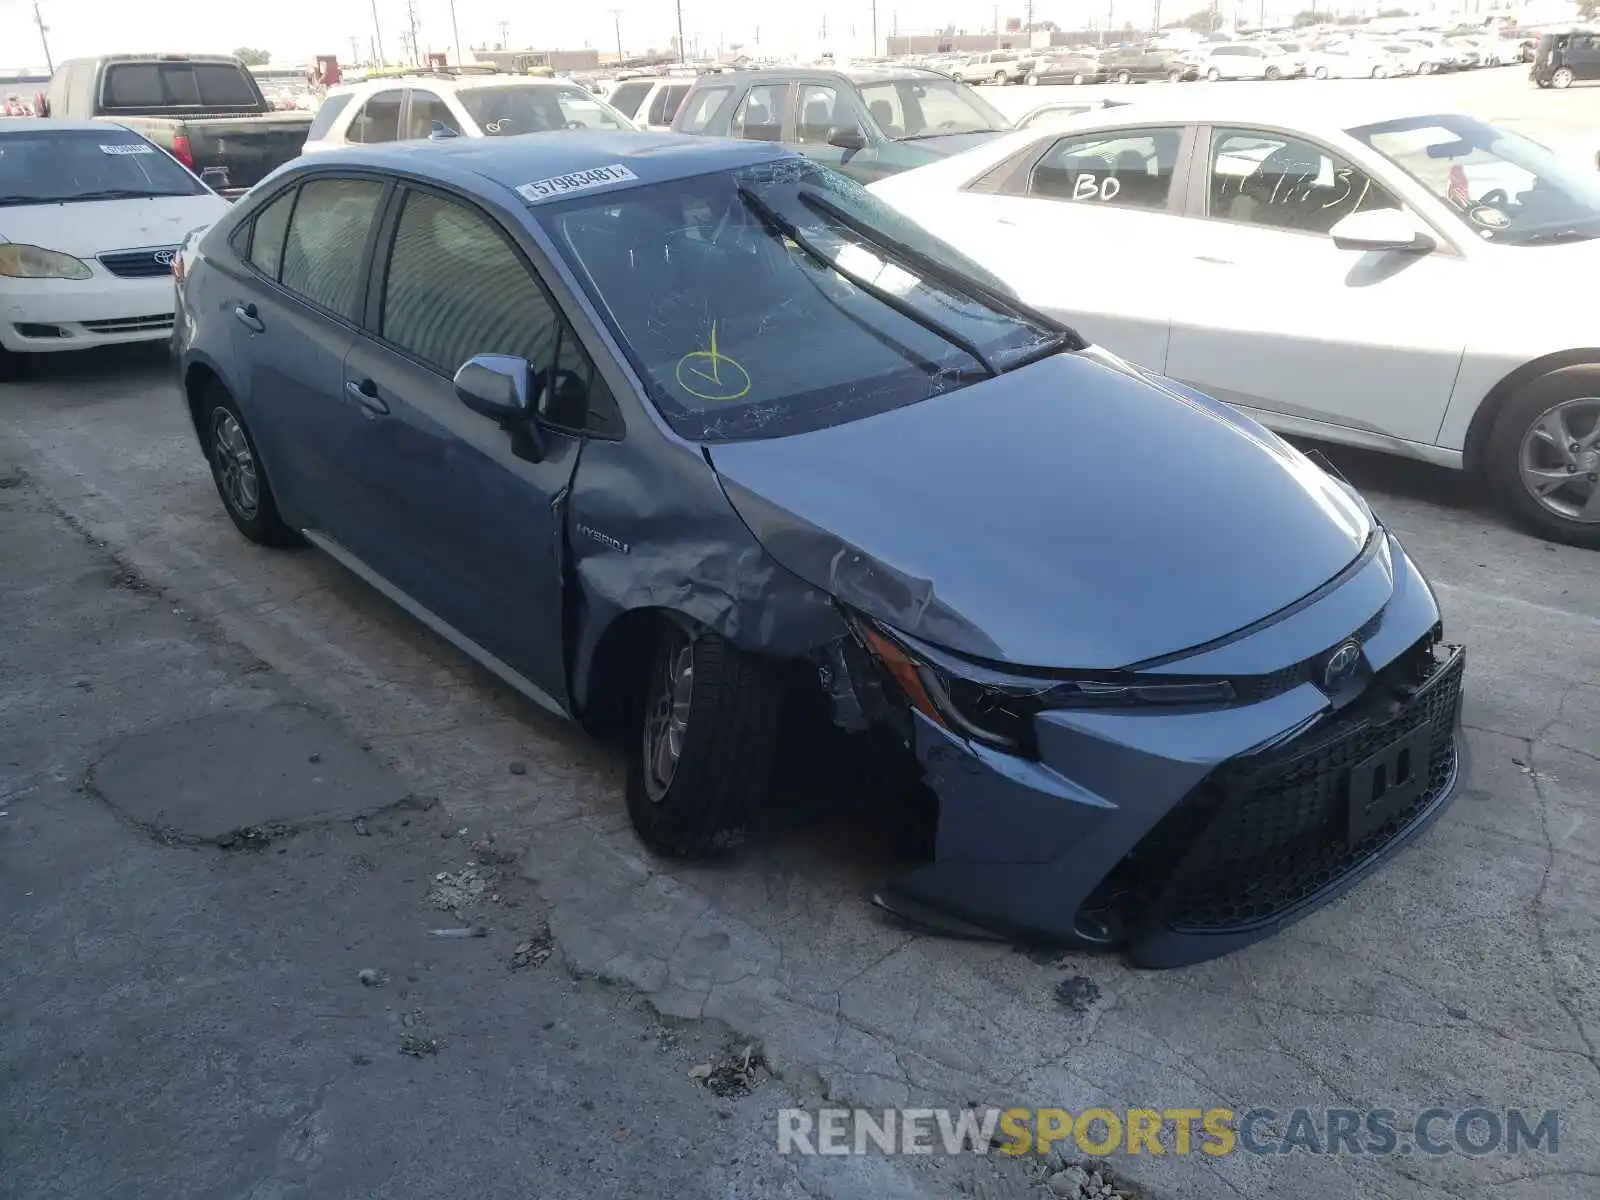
(1168, 68, 1184, 82)
(1073, 73, 1085, 85)
(1206, 67, 1221, 82)
(1373, 65, 1388, 78)
(1314, 65, 1329, 79)
(625, 623, 783, 858)
(201, 384, 300, 547)
(1484, 366, 1600, 550)
(1553, 66, 1575, 89)
(993, 70, 1008, 85)
(1265, 66, 1282, 81)
(1536, 78, 1552, 89)
(1116, 69, 1132, 85)
(1025, 73, 1039, 85)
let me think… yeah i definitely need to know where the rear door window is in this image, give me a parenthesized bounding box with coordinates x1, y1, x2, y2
(608, 81, 652, 119)
(647, 84, 689, 126)
(404, 89, 453, 138)
(348, 91, 402, 143)
(279, 177, 386, 321)
(729, 83, 788, 141)
(1017, 127, 1183, 211)
(247, 188, 296, 278)
(677, 85, 732, 133)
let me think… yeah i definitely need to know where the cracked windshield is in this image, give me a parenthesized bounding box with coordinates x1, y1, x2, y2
(537, 160, 1063, 440)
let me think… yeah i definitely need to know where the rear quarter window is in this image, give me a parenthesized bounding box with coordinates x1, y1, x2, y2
(677, 85, 732, 133)
(608, 81, 652, 118)
(306, 93, 353, 141)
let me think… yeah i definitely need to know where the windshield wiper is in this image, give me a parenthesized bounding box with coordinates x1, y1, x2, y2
(64, 189, 175, 201)
(796, 189, 1086, 359)
(735, 185, 997, 377)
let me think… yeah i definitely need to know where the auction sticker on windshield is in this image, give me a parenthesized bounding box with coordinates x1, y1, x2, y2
(100, 143, 155, 155)
(517, 164, 638, 202)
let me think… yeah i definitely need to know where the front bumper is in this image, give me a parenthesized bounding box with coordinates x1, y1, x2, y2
(0, 275, 176, 353)
(874, 531, 1467, 968)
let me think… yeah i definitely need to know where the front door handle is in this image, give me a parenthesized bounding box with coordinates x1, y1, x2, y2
(233, 303, 264, 332)
(1193, 255, 1236, 266)
(345, 379, 390, 416)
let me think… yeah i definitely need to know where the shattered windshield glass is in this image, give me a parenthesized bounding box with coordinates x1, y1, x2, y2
(533, 158, 1064, 441)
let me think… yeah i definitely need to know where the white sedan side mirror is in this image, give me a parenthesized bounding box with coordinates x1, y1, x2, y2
(1329, 208, 1436, 253)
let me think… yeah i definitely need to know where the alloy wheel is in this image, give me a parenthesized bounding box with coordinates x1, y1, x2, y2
(1207, 67, 1221, 81)
(210, 409, 260, 520)
(1553, 66, 1575, 88)
(1518, 396, 1600, 523)
(1117, 70, 1131, 84)
(1315, 66, 1329, 78)
(642, 636, 695, 803)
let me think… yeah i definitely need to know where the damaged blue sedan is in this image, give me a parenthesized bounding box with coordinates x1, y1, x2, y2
(174, 133, 1466, 968)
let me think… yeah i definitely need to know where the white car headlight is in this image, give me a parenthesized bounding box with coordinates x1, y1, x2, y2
(0, 244, 94, 280)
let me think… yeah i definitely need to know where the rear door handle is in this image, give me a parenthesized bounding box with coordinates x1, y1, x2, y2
(345, 379, 390, 417)
(233, 303, 264, 332)
(1193, 255, 1236, 266)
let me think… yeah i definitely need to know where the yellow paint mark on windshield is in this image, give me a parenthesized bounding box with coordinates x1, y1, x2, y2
(675, 321, 751, 402)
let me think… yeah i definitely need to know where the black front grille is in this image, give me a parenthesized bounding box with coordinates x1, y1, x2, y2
(97, 248, 179, 279)
(81, 313, 173, 333)
(1132, 641, 1464, 934)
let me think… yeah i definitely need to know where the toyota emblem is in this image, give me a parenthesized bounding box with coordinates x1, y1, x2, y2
(153, 249, 176, 266)
(1322, 640, 1362, 691)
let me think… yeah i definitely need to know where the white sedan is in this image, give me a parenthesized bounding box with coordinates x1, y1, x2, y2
(870, 96, 1600, 547)
(0, 119, 230, 379)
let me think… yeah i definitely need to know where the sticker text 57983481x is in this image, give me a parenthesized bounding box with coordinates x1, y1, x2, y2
(516, 163, 639, 202)
(100, 143, 156, 156)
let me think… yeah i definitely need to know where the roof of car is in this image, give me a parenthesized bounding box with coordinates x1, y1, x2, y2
(329, 72, 589, 97)
(1022, 92, 1466, 134)
(296, 130, 790, 197)
(0, 117, 135, 134)
(691, 66, 953, 86)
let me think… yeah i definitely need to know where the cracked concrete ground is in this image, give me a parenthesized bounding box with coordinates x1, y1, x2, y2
(1, 456, 1061, 1200)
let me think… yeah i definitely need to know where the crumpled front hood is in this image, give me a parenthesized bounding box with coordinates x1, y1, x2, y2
(709, 350, 1373, 670)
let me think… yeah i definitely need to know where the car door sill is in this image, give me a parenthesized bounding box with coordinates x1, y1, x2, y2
(301, 529, 570, 721)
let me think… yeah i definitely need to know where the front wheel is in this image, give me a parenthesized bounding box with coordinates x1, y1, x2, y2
(1553, 66, 1576, 88)
(1116, 69, 1132, 84)
(625, 624, 784, 858)
(1025, 73, 1039, 85)
(1314, 65, 1329, 79)
(1206, 67, 1221, 82)
(1265, 66, 1282, 81)
(993, 70, 1008, 85)
(1373, 65, 1389, 78)
(1168, 68, 1184, 82)
(1486, 367, 1600, 549)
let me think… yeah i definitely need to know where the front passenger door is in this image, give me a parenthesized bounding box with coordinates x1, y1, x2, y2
(340, 187, 595, 704)
(347, 89, 403, 144)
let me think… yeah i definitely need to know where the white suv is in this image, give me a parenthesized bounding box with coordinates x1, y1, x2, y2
(301, 71, 635, 154)
(606, 76, 695, 131)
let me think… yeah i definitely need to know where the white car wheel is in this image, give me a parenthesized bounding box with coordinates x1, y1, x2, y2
(1553, 66, 1576, 89)
(1314, 65, 1329, 79)
(1206, 67, 1221, 82)
(1373, 65, 1389, 78)
(1026, 74, 1039, 85)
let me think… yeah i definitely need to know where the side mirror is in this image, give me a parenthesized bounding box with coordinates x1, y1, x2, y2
(428, 120, 460, 140)
(829, 126, 869, 153)
(1329, 208, 1435, 253)
(455, 354, 547, 459)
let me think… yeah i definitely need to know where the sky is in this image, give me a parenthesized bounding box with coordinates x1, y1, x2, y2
(0, 0, 1223, 71)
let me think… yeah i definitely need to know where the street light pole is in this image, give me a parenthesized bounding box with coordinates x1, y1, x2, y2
(871, 0, 878, 56)
(676, 0, 685, 62)
(32, 0, 54, 74)
(449, 0, 464, 67)
(611, 9, 624, 63)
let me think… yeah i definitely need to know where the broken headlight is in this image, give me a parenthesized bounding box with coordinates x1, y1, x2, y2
(857, 621, 1234, 756)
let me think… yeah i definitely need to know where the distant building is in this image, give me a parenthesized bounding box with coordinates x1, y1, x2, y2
(471, 47, 601, 73)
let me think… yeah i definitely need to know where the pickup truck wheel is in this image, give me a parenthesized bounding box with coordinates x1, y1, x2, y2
(1487, 366, 1600, 549)
(626, 623, 783, 858)
(992, 70, 1008, 84)
(202, 384, 301, 547)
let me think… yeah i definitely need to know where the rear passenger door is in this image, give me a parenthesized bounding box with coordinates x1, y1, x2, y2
(227, 175, 390, 543)
(339, 186, 615, 704)
(346, 90, 402, 144)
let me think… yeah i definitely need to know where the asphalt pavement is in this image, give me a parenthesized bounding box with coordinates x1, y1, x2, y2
(3, 68, 1599, 1200)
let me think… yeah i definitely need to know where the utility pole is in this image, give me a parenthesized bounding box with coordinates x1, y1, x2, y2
(449, 0, 463, 66)
(1152, 0, 1160, 34)
(31, 0, 53, 74)
(497, 20, 511, 49)
(405, 0, 420, 64)
(610, 9, 624, 63)
(993, 5, 1000, 48)
(676, 0, 685, 61)
(871, 0, 878, 56)
(370, 0, 386, 65)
